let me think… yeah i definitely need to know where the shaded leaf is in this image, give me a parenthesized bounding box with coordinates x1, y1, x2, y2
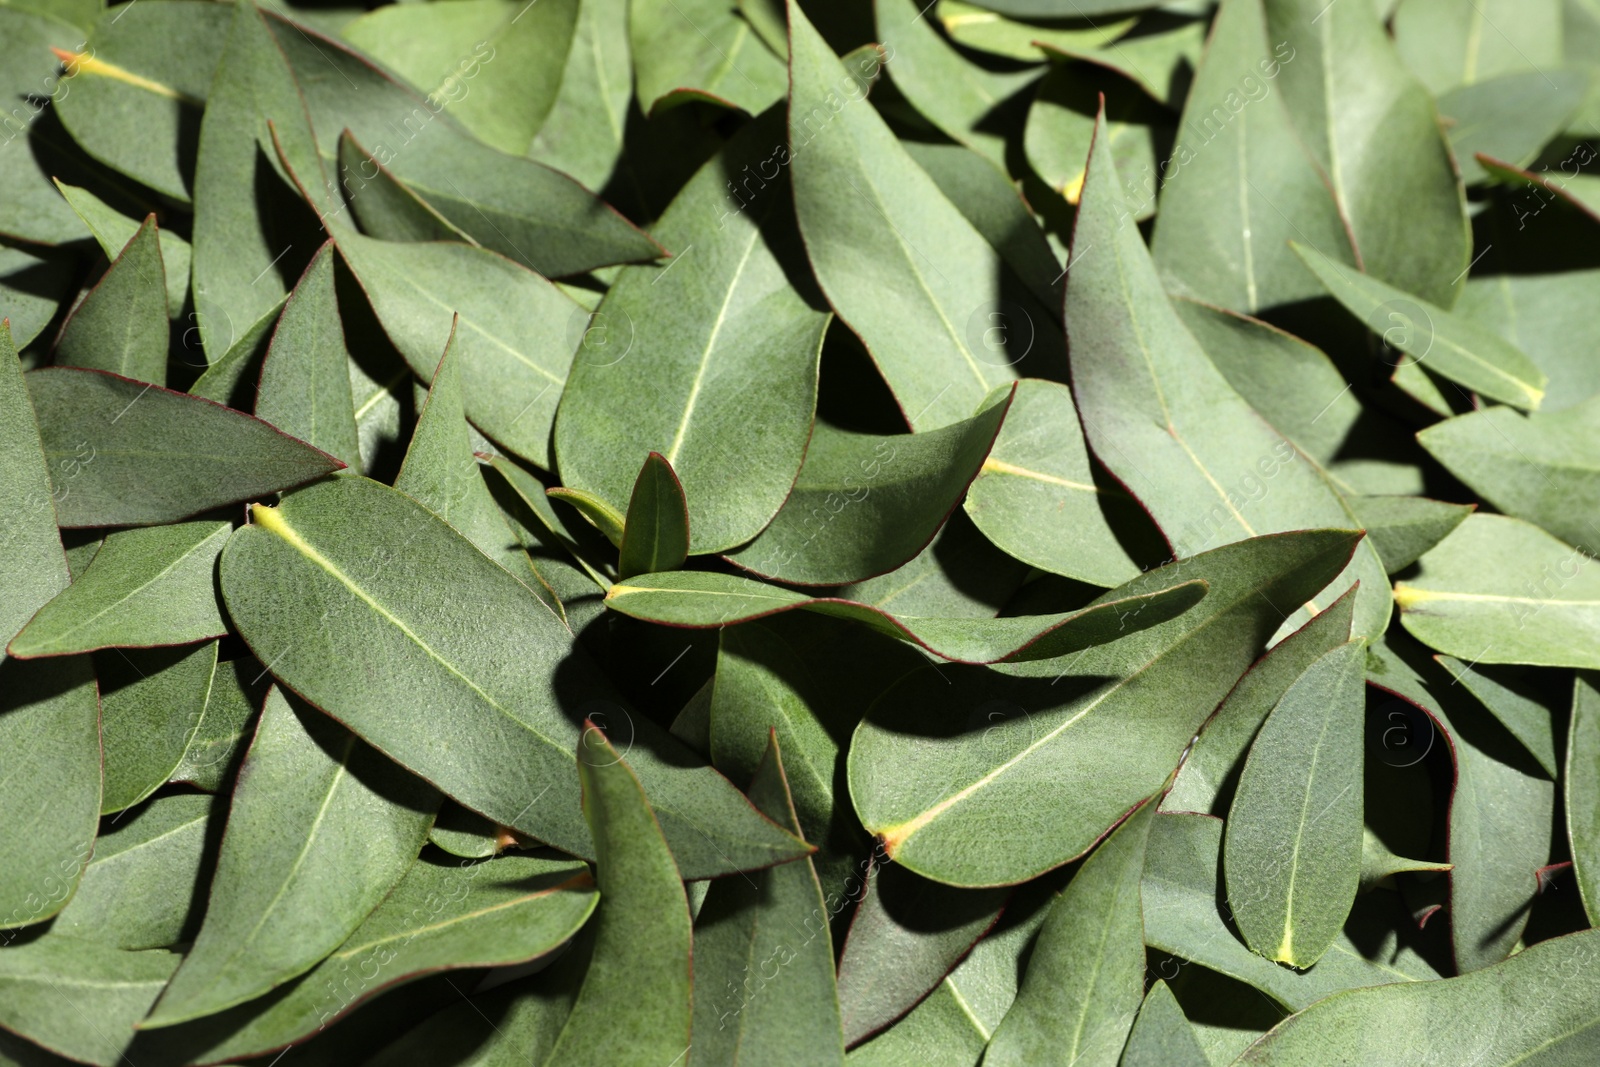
(726, 389, 1013, 586)
(1347, 495, 1473, 574)
(97, 641, 217, 813)
(632, 0, 786, 115)
(693, 733, 846, 1064)
(850, 530, 1361, 887)
(1067, 112, 1390, 639)
(254, 241, 362, 469)
(540, 726, 692, 1065)
(52, 180, 191, 317)
(617, 453, 689, 579)
(218, 475, 809, 876)
(0, 937, 177, 1067)
(27, 366, 343, 527)
(1121, 980, 1209, 1067)
(1569, 674, 1600, 926)
(554, 108, 830, 553)
(605, 567, 1203, 664)
(7, 521, 229, 658)
(53, 215, 168, 385)
(788, 0, 1059, 431)
(962, 378, 1141, 587)
(142, 687, 437, 1027)
(984, 801, 1155, 1067)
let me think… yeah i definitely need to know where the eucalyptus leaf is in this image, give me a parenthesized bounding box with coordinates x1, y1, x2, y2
(0, 937, 178, 1067)
(1068, 111, 1391, 640)
(849, 529, 1361, 887)
(27, 366, 344, 527)
(1122, 980, 1209, 1067)
(1569, 674, 1600, 926)
(554, 108, 829, 554)
(217, 475, 810, 876)
(1395, 513, 1600, 669)
(631, 0, 786, 115)
(1224, 640, 1367, 968)
(693, 733, 846, 1065)
(97, 641, 217, 813)
(7, 520, 229, 658)
(1233, 928, 1600, 1064)
(605, 567, 1203, 664)
(254, 241, 362, 469)
(726, 389, 1013, 586)
(617, 453, 689, 579)
(983, 801, 1155, 1067)
(540, 726, 692, 1066)
(52, 180, 191, 318)
(787, 0, 1059, 431)
(52, 215, 167, 385)
(142, 686, 437, 1027)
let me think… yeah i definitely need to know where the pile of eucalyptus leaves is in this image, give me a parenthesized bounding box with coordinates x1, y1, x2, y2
(4, 0, 1600, 1062)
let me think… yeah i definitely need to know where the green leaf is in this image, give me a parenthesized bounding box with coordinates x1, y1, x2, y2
(52, 794, 213, 950)
(900, 139, 1066, 313)
(168, 656, 263, 792)
(332, 228, 581, 470)
(836, 862, 1006, 1046)
(546, 484, 628, 550)
(962, 378, 1141, 587)
(1233, 928, 1600, 1064)
(617, 453, 689, 579)
(1142, 813, 1440, 1013)
(541, 726, 692, 1065)
(1152, 0, 1353, 314)
(53, 215, 168, 385)
(725, 390, 1013, 586)
(1440, 71, 1588, 185)
(837, 508, 1028, 620)
(631, 0, 786, 115)
(190, 0, 327, 362)
(1394, 513, 1600, 669)
(142, 852, 598, 1064)
(1569, 674, 1600, 926)
(553, 108, 830, 553)
(336, 130, 477, 244)
(0, 657, 100, 930)
(984, 801, 1155, 1067)
(428, 802, 503, 860)
(29, 370, 343, 528)
(1391, 0, 1562, 95)
(1294, 243, 1547, 411)
(1224, 640, 1367, 968)
(1165, 586, 1357, 816)
(53, 180, 192, 318)
(692, 733, 846, 1064)
(1438, 656, 1560, 778)
(1367, 634, 1555, 972)
(217, 475, 809, 876)
(395, 319, 547, 592)
(605, 568, 1203, 664)
(97, 641, 217, 813)
(1026, 63, 1168, 221)
(53, 0, 228, 202)
(0, 8, 96, 246)
(878, 0, 1040, 169)
(341, 0, 578, 156)
(1068, 113, 1391, 640)
(849, 529, 1361, 887)
(787, 0, 1058, 431)
(1419, 397, 1600, 555)
(0, 246, 77, 348)
(1359, 827, 1450, 892)
(142, 686, 437, 1027)
(1455, 264, 1600, 415)
(7, 521, 230, 658)
(1263, 0, 1470, 306)
(1346, 495, 1474, 574)
(0, 937, 178, 1067)
(528, 0, 631, 190)
(935, 1, 1134, 64)
(254, 240, 362, 469)
(0, 321, 70, 648)
(1121, 980, 1209, 1067)
(187, 295, 286, 407)
(265, 10, 662, 278)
